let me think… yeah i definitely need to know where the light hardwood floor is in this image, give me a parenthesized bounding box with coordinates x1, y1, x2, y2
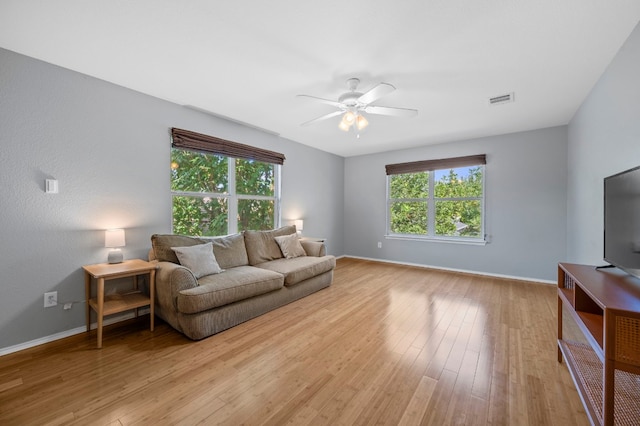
(0, 258, 588, 425)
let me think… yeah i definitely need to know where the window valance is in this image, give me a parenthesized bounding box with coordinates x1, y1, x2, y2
(385, 154, 486, 175)
(171, 127, 285, 165)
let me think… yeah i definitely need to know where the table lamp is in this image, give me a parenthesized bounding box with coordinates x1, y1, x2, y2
(105, 229, 125, 263)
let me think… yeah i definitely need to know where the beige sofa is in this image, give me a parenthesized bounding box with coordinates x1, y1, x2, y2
(149, 226, 335, 340)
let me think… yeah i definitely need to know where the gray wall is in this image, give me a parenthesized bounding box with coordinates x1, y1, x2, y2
(567, 23, 640, 265)
(0, 48, 344, 350)
(344, 126, 568, 281)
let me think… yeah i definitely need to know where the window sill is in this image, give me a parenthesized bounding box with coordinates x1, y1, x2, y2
(385, 234, 488, 246)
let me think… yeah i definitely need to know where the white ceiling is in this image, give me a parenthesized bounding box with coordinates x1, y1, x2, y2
(1, 1, 639, 157)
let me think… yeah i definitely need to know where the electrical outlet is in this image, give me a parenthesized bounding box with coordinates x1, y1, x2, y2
(44, 291, 57, 308)
(377, 242, 382, 248)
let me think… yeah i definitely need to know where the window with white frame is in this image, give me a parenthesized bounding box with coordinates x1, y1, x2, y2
(170, 128, 284, 236)
(386, 154, 486, 242)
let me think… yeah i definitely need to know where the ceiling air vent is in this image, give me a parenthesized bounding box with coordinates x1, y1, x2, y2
(489, 92, 514, 106)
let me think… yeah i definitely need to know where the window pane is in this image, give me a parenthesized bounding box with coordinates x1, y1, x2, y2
(172, 196, 228, 236)
(236, 159, 275, 196)
(171, 149, 228, 193)
(238, 199, 274, 231)
(434, 166, 483, 198)
(435, 200, 482, 237)
(390, 172, 429, 199)
(390, 201, 427, 234)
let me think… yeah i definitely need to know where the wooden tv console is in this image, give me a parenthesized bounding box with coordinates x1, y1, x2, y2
(557, 263, 640, 425)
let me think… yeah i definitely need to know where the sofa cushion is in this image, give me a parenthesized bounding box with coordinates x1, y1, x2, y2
(177, 266, 284, 314)
(256, 255, 336, 286)
(274, 234, 306, 259)
(201, 233, 249, 269)
(172, 242, 223, 278)
(244, 225, 296, 265)
(151, 234, 205, 264)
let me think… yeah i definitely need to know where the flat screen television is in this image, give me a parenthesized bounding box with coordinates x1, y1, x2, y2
(604, 165, 640, 279)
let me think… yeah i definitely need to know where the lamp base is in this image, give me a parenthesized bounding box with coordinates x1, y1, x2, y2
(108, 249, 123, 264)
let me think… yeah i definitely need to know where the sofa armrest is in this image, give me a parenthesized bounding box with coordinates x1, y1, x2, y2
(154, 261, 198, 312)
(300, 240, 326, 257)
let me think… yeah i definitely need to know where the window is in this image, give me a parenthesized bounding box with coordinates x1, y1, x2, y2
(386, 155, 486, 242)
(170, 128, 284, 236)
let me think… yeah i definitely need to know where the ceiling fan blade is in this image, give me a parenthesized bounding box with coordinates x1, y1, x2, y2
(364, 105, 418, 117)
(301, 110, 344, 126)
(357, 83, 395, 105)
(296, 94, 343, 108)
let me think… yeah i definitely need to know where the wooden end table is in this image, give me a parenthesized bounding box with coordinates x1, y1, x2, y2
(83, 259, 157, 348)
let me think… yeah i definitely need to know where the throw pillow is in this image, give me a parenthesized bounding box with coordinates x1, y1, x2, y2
(201, 233, 249, 269)
(274, 234, 306, 259)
(171, 242, 223, 278)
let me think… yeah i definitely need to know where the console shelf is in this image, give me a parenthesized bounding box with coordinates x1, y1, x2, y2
(558, 263, 640, 425)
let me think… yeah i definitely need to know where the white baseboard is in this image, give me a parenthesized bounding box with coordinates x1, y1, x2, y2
(342, 255, 556, 285)
(0, 308, 150, 357)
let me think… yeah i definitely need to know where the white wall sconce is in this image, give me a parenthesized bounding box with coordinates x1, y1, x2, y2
(105, 229, 126, 264)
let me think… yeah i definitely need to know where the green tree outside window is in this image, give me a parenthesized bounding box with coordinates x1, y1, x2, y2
(388, 165, 484, 239)
(171, 149, 278, 236)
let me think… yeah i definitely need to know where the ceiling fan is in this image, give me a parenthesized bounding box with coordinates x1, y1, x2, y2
(297, 78, 418, 133)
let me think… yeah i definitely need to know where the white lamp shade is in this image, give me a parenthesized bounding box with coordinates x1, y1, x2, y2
(294, 220, 304, 232)
(343, 111, 355, 123)
(356, 114, 369, 130)
(105, 229, 126, 248)
(338, 118, 351, 132)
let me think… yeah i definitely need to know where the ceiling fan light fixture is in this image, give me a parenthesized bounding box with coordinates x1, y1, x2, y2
(343, 110, 356, 123)
(338, 118, 351, 132)
(356, 114, 368, 130)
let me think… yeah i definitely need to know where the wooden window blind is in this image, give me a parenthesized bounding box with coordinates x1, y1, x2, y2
(385, 154, 486, 175)
(171, 127, 285, 165)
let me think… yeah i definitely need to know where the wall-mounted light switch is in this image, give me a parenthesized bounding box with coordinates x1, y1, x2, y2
(45, 179, 59, 194)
